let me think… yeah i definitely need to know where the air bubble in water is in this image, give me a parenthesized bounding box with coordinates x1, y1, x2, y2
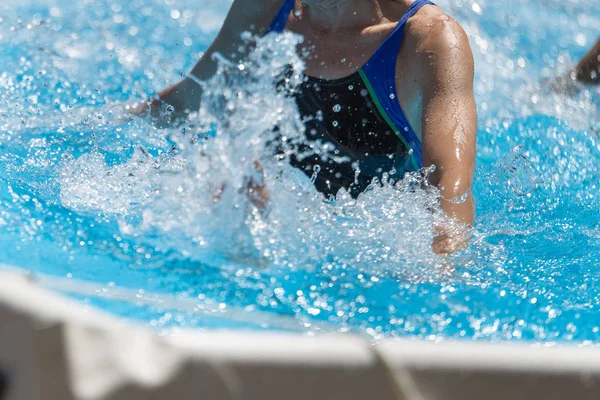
(332, 104, 342, 113)
(310, 165, 321, 183)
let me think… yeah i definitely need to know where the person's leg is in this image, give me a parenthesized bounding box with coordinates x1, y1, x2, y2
(575, 39, 600, 84)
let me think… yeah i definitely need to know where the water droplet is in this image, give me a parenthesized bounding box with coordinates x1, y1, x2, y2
(332, 121, 339, 127)
(341, 58, 347, 63)
(389, 93, 396, 99)
(332, 104, 342, 113)
(348, 85, 354, 91)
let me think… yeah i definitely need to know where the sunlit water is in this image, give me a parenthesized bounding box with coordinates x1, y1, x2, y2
(1, 0, 599, 341)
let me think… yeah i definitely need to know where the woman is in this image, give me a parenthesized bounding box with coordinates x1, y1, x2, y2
(133, 0, 477, 254)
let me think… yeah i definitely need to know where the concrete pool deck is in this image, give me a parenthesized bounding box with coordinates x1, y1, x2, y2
(1, 270, 600, 400)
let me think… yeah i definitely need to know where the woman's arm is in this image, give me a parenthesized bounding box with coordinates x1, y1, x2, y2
(416, 16, 477, 255)
(575, 39, 600, 84)
(130, 0, 285, 124)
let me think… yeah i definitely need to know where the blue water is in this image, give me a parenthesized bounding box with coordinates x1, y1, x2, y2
(1, 0, 599, 341)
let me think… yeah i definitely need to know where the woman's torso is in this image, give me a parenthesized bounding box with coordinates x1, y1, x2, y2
(268, 0, 434, 198)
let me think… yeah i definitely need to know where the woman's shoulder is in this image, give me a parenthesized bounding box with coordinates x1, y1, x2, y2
(403, 5, 470, 59)
(402, 6, 474, 88)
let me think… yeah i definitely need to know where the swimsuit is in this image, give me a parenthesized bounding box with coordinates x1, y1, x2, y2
(267, 0, 434, 198)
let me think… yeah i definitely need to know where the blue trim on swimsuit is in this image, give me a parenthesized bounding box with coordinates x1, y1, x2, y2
(362, 0, 434, 167)
(266, 0, 295, 34)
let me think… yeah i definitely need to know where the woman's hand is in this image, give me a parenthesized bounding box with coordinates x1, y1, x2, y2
(432, 222, 471, 256)
(127, 0, 285, 127)
(127, 77, 201, 127)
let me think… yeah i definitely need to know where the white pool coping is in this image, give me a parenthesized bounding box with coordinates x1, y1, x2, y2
(2, 269, 600, 400)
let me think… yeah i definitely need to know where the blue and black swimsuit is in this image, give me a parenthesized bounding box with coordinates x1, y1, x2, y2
(267, 0, 434, 198)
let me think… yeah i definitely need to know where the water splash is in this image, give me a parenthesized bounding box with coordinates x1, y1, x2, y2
(0, 0, 599, 341)
(57, 30, 446, 278)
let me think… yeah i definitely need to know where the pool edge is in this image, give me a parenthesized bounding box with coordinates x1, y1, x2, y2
(1, 269, 600, 400)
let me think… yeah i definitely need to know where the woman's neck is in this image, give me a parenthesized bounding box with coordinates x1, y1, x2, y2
(303, 0, 386, 32)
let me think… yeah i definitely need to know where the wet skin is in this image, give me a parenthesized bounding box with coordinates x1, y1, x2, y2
(130, 0, 477, 255)
(575, 39, 600, 84)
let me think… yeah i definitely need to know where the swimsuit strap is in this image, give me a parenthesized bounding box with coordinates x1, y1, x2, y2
(368, 0, 435, 63)
(266, 0, 295, 34)
(360, 0, 436, 168)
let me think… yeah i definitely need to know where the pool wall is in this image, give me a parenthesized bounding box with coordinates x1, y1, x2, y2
(1, 270, 600, 400)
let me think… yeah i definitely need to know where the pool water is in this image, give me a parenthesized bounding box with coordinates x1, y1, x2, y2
(1, 0, 599, 341)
